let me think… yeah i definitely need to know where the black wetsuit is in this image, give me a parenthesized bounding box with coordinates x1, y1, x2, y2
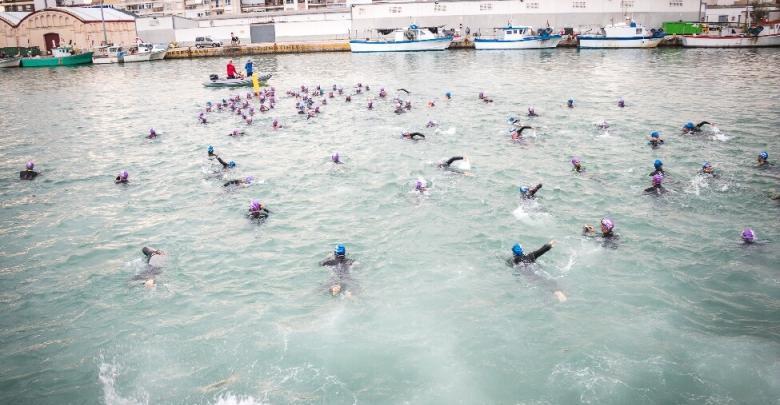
(216, 156, 231, 168)
(404, 132, 425, 140)
(509, 243, 552, 265)
(115, 177, 128, 184)
(644, 185, 667, 195)
(524, 184, 543, 199)
(649, 169, 665, 177)
(695, 121, 711, 131)
(249, 208, 270, 219)
(20, 170, 38, 180)
(648, 139, 664, 147)
(224, 179, 245, 187)
(320, 254, 354, 267)
(514, 126, 533, 136)
(440, 156, 464, 168)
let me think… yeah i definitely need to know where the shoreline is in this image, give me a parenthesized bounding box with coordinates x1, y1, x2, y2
(164, 36, 686, 59)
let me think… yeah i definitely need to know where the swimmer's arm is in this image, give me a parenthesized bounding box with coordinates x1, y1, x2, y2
(445, 156, 464, 166)
(526, 241, 555, 261)
(216, 156, 228, 168)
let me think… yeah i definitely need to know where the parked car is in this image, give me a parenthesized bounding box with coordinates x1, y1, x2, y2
(195, 36, 222, 48)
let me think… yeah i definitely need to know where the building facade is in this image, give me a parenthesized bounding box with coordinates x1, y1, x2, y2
(0, 7, 136, 51)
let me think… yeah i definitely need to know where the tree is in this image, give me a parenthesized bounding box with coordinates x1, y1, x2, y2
(750, 1, 769, 24)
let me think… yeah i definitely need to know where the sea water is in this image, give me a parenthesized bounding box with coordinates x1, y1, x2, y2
(0, 49, 779, 404)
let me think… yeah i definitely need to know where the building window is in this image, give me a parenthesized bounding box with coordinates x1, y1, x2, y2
(526, 2, 539, 8)
(434, 3, 446, 12)
(572, 1, 586, 8)
(621, 0, 633, 7)
(389, 6, 401, 13)
(669, 0, 683, 6)
(479, 2, 492, 11)
(717, 15, 728, 22)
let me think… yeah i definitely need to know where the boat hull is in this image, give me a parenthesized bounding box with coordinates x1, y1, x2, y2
(474, 35, 562, 49)
(122, 53, 152, 63)
(20, 52, 93, 67)
(681, 34, 780, 48)
(578, 36, 663, 48)
(203, 74, 272, 88)
(349, 37, 453, 53)
(149, 50, 167, 60)
(0, 57, 21, 68)
(93, 56, 122, 64)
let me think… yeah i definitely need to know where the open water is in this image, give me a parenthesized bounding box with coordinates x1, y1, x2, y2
(0, 49, 779, 405)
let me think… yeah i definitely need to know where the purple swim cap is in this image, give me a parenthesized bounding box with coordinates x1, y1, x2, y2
(245, 176, 254, 184)
(249, 199, 261, 212)
(26, 161, 34, 170)
(571, 158, 580, 166)
(601, 218, 614, 231)
(331, 152, 340, 163)
(741, 228, 755, 242)
(652, 173, 664, 185)
(120, 170, 128, 180)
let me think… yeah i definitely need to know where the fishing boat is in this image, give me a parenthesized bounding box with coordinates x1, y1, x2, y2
(474, 25, 562, 50)
(0, 56, 21, 68)
(93, 45, 125, 64)
(681, 22, 780, 47)
(203, 73, 272, 88)
(578, 20, 665, 48)
(20, 46, 93, 67)
(349, 25, 453, 53)
(140, 43, 167, 60)
(122, 45, 152, 63)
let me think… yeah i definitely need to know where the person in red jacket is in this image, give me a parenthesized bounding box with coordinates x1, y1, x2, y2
(226, 59, 238, 79)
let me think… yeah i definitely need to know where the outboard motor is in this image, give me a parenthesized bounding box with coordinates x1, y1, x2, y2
(209, 74, 219, 81)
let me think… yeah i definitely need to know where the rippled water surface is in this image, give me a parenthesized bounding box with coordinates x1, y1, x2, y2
(1, 49, 779, 405)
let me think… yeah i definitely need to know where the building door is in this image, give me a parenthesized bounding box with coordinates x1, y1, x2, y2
(250, 24, 275, 43)
(43, 33, 60, 53)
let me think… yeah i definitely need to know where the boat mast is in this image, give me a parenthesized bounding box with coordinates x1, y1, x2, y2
(100, 0, 108, 45)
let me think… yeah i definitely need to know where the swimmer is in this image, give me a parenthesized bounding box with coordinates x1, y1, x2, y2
(508, 240, 556, 265)
(426, 120, 438, 128)
(216, 156, 237, 169)
(228, 129, 244, 137)
(402, 132, 426, 140)
(345, 95, 351, 102)
(427, 100, 435, 107)
(135, 246, 167, 287)
(19, 161, 38, 180)
(699, 161, 719, 177)
(397, 88, 411, 94)
(583, 218, 617, 239)
(741, 228, 756, 244)
(571, 158, 584, 173)
(682, 121, 712, 134)
(596, 120, 609, 130)
(198, 113, 207, 124)
(405, 100, 412, 110)
(519, 183, 542, 199)
(414, 178, 428, 193)
(644, 173, 667, 195)
(650, 159, 664, 176)
(567, 99, 574, 108)
(146, 128, 157, 139)
(756, 151, 769, 166)
(438, 156, 468, 170)
(618, 97, 625, 108)
(379, 88, 387, 98)
(115, 170, 129, 184)
(248, 199, 270, 219)
(527, 107, 538, 117)
(367, 100, 373, 110)
(331, 152, 342, 164)
(511, 126, 533, 140)
(272, 119, 282, 129)
(320, 244, 354, 267)
(647, 131, 664, 148)
(142, 246, 166, 267)
(223, 176, 254, 187)
(445, 91, 452, 99)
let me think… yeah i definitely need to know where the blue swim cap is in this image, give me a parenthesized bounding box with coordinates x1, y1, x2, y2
(650, 131, 660, 138)
(228, 161, 236, 168)
(654, 159, 663, 169)
(208, 145, 214, 153)
(446, 91, 452, 98)
(519, 186, 529, 194)
(335, 244, 345, 255)
(759, 151, 768, 160)
(684, 122, 695, 129)
(702, 161, 711, 169)
(512, 243, 523, 256)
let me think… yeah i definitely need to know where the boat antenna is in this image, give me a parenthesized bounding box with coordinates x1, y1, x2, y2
(100, 0, 108, 46)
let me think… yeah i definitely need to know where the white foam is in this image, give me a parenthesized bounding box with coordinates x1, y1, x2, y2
(435, 126, 456, 135)
(98, 359, 147, 405)
(213, 393, 266, 405)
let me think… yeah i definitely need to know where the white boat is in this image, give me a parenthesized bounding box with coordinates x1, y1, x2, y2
(579, 20, 665, 48)
(475, 25, 562, 50)
(350, 25, 453, 53)
(92, 45, 125, 64)
(682, 23, 780, 48)
(0, 56, 21, 68)
(141, 42, 167, 60)
(122, 45, 152, 63)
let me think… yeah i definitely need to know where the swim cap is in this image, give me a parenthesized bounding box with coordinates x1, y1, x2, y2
(654, 159, 663, 169)
(702, 161, 711, 169)
(512, 243, 523, 256)
(446, 91, 452, 98)
(741, 228, 755, 242)
(245, 176, 254, 184)
(684, 122, 695, 129)
(650, 131, 660, 138)
(228, 161, 236, 168)
(415, 178, 427, 190)
(150, 128, 156, 134)
(120, 170, 128, 180)
(567, 99, 574, 105)
(652, 173, 663, 186)
(331, 152, 340, 163)
(26, 161, 34, 170)
(759, 151, 768, 160)
(519, 186, 529, 194)
(601, 218, 614, 231)
(208, 145, 214, 153)
(249, 199, 261, 212)
(335, 244, 346, 256)
(571, 158, 580, 166)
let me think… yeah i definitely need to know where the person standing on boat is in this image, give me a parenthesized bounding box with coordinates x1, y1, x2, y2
(244, 59, 254, 78)
(226, 59, 238, 79)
